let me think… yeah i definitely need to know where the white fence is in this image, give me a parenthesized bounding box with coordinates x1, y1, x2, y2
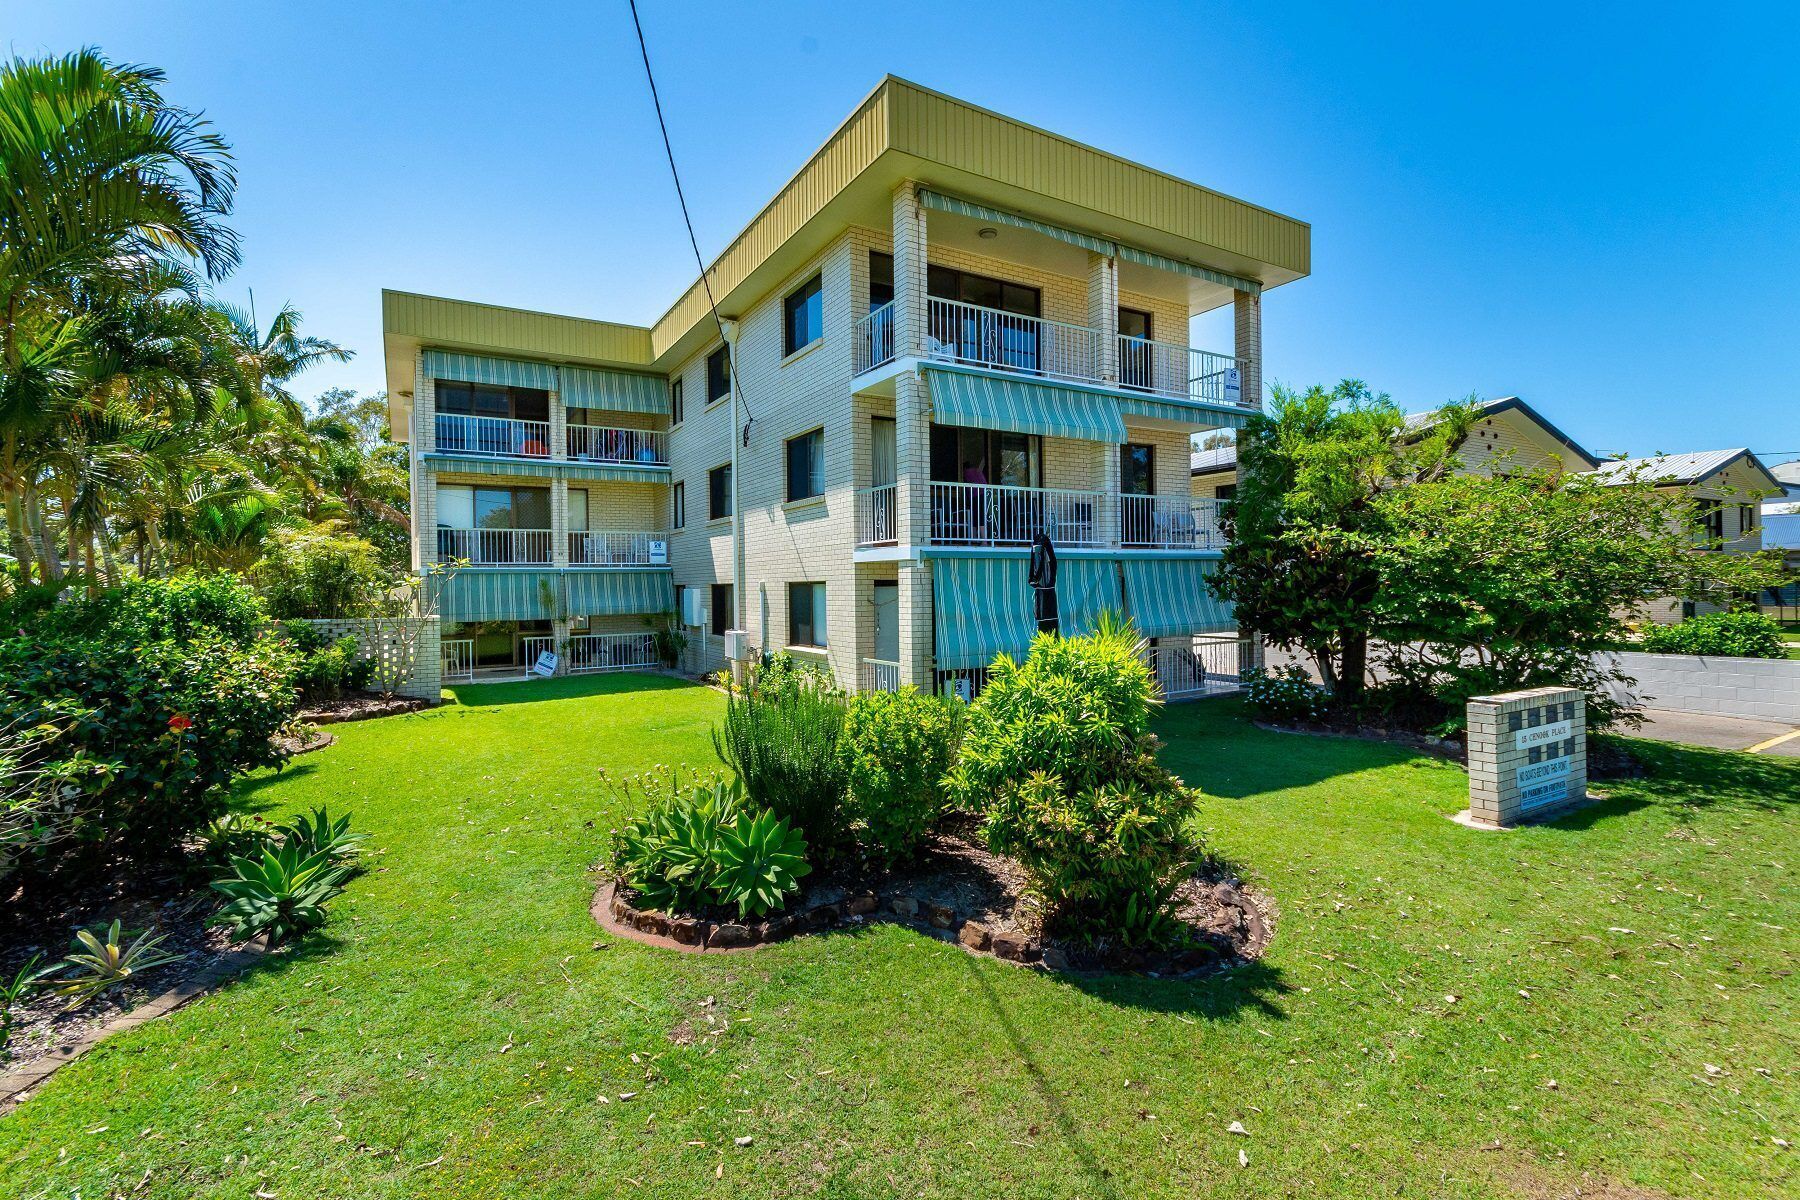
(569, 530, 663, 566)
(567, 424, 668, 465)
(927, 297, 1100, 384)
(437, 527, 553, 565)
(568, 632, 659, 673)
(854, 302, 896, 374)
(442, 637, 474, 683)
(435, 413, 551, 459)
(1148, 637, 1246, 700)
(929, 481, 1105, 547)
(1122, 496, 1228, 549)
(859, 658, 901, 693)
(858, 483, 898, 545)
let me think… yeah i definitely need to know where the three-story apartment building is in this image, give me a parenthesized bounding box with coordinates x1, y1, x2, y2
(382, 77, 1311, 693)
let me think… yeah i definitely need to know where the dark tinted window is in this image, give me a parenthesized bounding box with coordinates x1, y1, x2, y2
(1121, 444, 1155, 495)
(869, 252, 894, 310)
(706, 346, 731, 403)
(672, 481, 685, 529)
(783, 274, 823, 355)
(709, 464, 732, 520)
(786, 429, 824, 501)
(670, 378, 684, 425)
(710, 583, 733, 637)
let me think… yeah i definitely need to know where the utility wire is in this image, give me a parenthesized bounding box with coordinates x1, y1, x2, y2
(627, 0, 755, 444)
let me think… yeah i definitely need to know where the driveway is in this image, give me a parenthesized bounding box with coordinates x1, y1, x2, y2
(1632, 707, 1800, 756)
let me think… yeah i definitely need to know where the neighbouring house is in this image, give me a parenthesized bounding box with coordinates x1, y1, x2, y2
(1588, 448, 1783, 623)
(1188, 394, 1600, 499)
(1757, 459, 1798, 617)
(382, 76, 1310, 694)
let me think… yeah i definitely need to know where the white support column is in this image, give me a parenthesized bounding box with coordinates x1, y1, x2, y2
(1087, 251, 1119, 383)
(1234, 289, 1263, 410)
(410, 352, 436, 573)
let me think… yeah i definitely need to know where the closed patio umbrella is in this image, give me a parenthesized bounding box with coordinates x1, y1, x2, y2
(1028, 531, 1059, 634)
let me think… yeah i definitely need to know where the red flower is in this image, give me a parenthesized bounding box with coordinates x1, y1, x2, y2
(168, 713, 193, 733)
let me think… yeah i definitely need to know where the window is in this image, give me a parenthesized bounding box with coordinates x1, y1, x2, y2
(1121, 444, 1156, 495)
(670, 377, 684, 426)
(1696, 498, 1723, 544)
(788, 582, 826, 649)
(436, 484, 550, 530)
(927, 264, 1040, 316)
(710, 583, 733, 637)
(783, 274, 823, 356)
(672, 481, 685, 529)
(930, 426, 1041, 487)
(708, 464, 732, 520)
(1214, 483, 1238, 502)
(1118, 308, 1155, 390)
(706, 346, 731, 404)
(1118, 308, 1153, 341)
(1737, 504, 1758, 539)
(786, 428, 824, 502)
(869, 252, 894, 311)
(434, 381, 550, 422)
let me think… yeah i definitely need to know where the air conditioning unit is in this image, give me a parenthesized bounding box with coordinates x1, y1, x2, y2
(680, 588, 704, 628)
(724, 629, 750, 662)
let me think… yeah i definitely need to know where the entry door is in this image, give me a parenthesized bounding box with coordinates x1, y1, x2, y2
(872, 580, 899, 663)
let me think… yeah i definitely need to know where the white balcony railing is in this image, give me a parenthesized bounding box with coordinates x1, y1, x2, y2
(568, 530, 666, 566)
(854, 302, 896, 375)
(1118, 338, 1247, 407)
(929, 481, 1105, 547)
(521, 635, 555, 673)
(859, 658, 900, 693)
(858, 483, 897, 545)
(442, 638, 474, 681)
(1121, 496, 1229, 549)
(926, 297, 1101, 384)
(436, 413, 552, 459)
(567, 632, 659, 674)
(437, 527, 553, 566)
(1145, 638, 1244, 701)
(567, 424, 668, 465)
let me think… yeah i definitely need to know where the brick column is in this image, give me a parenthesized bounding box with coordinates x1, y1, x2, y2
(550, 479, 569, 569)
(1099, 441, 1121, 549)
(1465, 687, 1588, 828)
(1233, 289, 1262, 410)
(410, 352, 436, 573)
(897, 558, 933, 689)
(550, 388, 568, 461)
(892, 181, 928, 356)
(1087, 251, 1119, 383)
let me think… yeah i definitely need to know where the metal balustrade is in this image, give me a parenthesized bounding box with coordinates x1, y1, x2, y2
(567, 632, 659, 674)
(568, 530, 665, 566)
(436, 527, 553, 565)
(436, 413, 552, 459)
(1118, 337, 1246, 406)
(857, 483, 898, 545)
(1121, 496, 1229, 549)
(928, 481, 1106, 547)
(520, 635, 556, 674)
(854, 302, 896, 374)
(567, 424, 668, 465)
(1145, 637, 1246, 701)
(925, 297, 1100, 383)
(859, 658, 900, 693)
(441, 638, 474, 681)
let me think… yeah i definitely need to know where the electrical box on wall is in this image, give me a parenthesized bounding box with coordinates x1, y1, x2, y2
(725, 630, 749, 661)
(681, 588, 703, 627)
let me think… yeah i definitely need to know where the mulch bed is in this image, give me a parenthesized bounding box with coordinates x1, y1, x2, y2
(296, 694, 437, 725)
(594, 825, 1272, 977)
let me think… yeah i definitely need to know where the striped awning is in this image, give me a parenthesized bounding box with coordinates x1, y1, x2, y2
(564, 569, 674, 617)
(434, 570, 560, 622)
(1121, 558, 1235, 639)
(420, 454, 668, 483)
(422, 350, 557, 391)
(925, 367, 1125, 444)
(1057, 557, 1122, 638)
(561, 365, 669, 415)
(1119, 396, 1251, 428)
(918, 190, 1261, 295)
(932, 556, 1036, 670)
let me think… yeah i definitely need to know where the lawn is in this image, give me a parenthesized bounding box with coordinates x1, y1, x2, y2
(2, 674, 1794, 1199)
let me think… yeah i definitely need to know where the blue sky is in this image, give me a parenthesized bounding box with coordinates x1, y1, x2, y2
(9, 1, 1798, 462)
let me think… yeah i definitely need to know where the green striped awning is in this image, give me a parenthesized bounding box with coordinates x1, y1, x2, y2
(932, 556, 1036, 670)
(1120, 558, 1235, 639)
(422, 350, 557, 391)
(1119, 396, 1251, 428)
(564, 569, 674, 617)
(434, 570, 560, 622)
(420, 454, 668, 483)
(1057, 557, 1122, 637)
(925, 367, 1125, 443)
(561, 366, 669, 415)
(1116, 244, 1260, 295)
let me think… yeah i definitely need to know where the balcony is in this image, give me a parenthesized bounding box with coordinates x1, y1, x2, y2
(568, 530, 667, 567)
(436, 413, 551, 459)
(437, 527, 553, 566)
(852, 298, 1247, 408)
(929, 481, 1105, 548)
(858, 482, 897, 545)
(1121, 496, 1229, 550)
(568, 424, 668, 466)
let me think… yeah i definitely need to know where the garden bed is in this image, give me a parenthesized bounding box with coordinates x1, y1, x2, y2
(296, 693, 437, 725)
(595, 824, 1270, 976)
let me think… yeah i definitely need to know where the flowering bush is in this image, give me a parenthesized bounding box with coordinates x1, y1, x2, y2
(1241, 665, 1334, 724)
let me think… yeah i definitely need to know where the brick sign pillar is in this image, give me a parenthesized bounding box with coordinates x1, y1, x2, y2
(1464, 687, 1588, 827)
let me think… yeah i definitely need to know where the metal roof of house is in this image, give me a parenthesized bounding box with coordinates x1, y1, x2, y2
(1189, 444, 1238, 476)
(1772, 459, 1800, 486)
(1588, 448, 1762, 486)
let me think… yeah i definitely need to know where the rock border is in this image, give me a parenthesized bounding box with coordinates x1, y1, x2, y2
(0, 938, 269, 1112)
(593, 878, 1270, 975)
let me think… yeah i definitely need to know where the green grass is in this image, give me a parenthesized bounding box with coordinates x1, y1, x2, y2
(3, 674, 1795, 1198)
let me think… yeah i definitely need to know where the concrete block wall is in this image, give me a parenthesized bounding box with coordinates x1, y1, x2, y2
(298, 617, 442, 701)
(1599, 650, 1800, 723)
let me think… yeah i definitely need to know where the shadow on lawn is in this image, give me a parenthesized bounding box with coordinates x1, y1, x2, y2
(1591, 735, 1800, 816)
(449, 671, 700, 708)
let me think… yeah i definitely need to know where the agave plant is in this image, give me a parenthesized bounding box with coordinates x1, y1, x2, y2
(210, 842, 352, 944)
(280, 806, 365, 864)
(712, 808, 811, 918)
(48, 920, 183, 1008)
(612, 780, 744, 912)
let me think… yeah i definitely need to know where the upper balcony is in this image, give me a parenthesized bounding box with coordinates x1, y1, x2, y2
(855, 485, 1228, 553)
(855, 298, 1246, 409)
(433, 413, 668, 467)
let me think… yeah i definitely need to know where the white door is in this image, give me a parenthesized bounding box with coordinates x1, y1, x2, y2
(872, 580, 899, 662)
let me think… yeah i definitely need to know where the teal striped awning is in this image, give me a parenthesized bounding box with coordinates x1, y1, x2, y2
(561, 366, 669, 415)
(919, 190, 1261, 295)
(1121, 558, 1235, 639)
(564, 569, 674, 617)
(1119, 396, 1251, 429)
(925, 367, 1126, 444)
(932, 556, 1036, 670)
(422, 350, 557, 391)
(434, 570, 560, 623)
(1057, 557, 1122, 638)
(420, 455, 668, 483)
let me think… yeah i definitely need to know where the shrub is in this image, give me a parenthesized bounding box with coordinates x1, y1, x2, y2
(712, 664, 849, 854)
(609, 774, 810, 917)
(1640, 611, 1787, 659)
(944, 613, 1203, 945)
(840, 687, 962, 866)
(28, 574, 269, 649)
(256, 524, 397, 619)
(209, 841, 353, 944)
(279, 622, 376, 703)
(1242, 665, 1334, 724)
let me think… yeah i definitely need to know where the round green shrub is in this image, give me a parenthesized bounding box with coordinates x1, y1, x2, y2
(840, 687, 963, 867)
(1640, 611, 1786, 659)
